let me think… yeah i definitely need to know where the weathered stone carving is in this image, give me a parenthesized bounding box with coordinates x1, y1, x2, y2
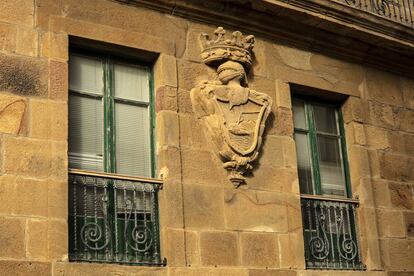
(190, 27, 272, 187)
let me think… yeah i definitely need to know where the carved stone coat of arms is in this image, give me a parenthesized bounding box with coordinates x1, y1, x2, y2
(190, 27, 272, 187)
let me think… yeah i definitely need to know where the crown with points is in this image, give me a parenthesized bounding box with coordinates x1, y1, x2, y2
(200, 27, 255, 69)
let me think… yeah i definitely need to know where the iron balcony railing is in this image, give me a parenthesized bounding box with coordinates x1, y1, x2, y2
(335, 0, 414, 27)
(301, 195, 365, 270)
(68, 169, 165, 266)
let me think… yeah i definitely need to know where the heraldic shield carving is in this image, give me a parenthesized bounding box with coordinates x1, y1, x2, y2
(190, 27, 273, 187)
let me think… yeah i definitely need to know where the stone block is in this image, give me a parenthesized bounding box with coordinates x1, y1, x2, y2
(404, 212, 414, 238)
(241, 232, 279, 267)
(379, 153, 414, 182)
(367, 101, 395, 129)
(49, 15, 175, 56)
(251, 39, 269, 78)
(155, 86, 177, 112)
(249, 76, 276, 101)
(224, 189, 288, 232)
(275, 80, 292, 109)
(376, 210, 406, 238)
(0, 0, 34, 26)
(199, 231, 239, 266)
(0, 260, 51, 276)
(179, 114, 207, 149)
(277, 231, 305, 269)
(0, 53, 48, 97)
(359, 237, 382, 271)
(158, 180, 183, 228)
(388, 182, 413, 209)
(48, 219, 67, 260)
(365, 68, 402, 106)
(350, 122, 366, 146)
(354, 177, 374, 207)
(0, 23, 16, 52)
(387, 131, 405, 154)
(403, 133, 414, 156)
(274, 44, 312, 71)
(154, 54, 177, 89)
(3, 137, 67, 179)
(16, 27, 38, 56)
(0, 93, 26, 135)
(249, 167, 299, 193)
(395, 108, 414, 134)
(181, 149, 228, 187)
(53, 261, 166, 276)
(185, 230, 199, 266)
(342, 96, 367, 124)
(35, 0, 61, 29)
(164, 229, 186, 267)
(27, 219, 48, 260)
(183, 184, 225, 229)
(372, 180, 391, 208)
(358, 207, 380, 239)
(269, 107, 294, 136)
(178, 88, 193, 113)
(365, 126, 390, 150)
(177, 59, 214, 92)
(30, 99, 68, 141)
(157, 146, 181, 181)
(40, 32, 68, 61)
(156, 111, 179, 148)
(168, 268, 248, 276)
(401, 77, 414, 110)
(348, 146, 371, 185)
(49, 60, 68, 101)
(15, 177, 48, 217)
(0, 216, 25, 258)
(259, 135, 285, 168)
(182, 27, 206, 63)
(48, 180, 67, 219)
(249, 270, 296, 276)
(380, 239, 414, 271)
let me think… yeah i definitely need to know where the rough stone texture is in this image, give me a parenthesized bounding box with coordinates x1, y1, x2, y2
(249, 270, 297, 276)
(0, 93, 26, 134)
(30, 100, 68, 141)
(156, 86, 178, 112)
(53, 262, 166, 276)
(154, 54, 177, 89)
(0, 54, 48, 97)
(365, 69, 403, 106)
(241, 232, 279, 267)
(169, 268, 248, 276)
(157, 111, 179, 148)
(377, 210, 406, 238)
(0, 216, 25, 258)
(3, 137, 67, 179)
(16, 26, 38, 56)
(49, 60, 68, 101)
(405, 212, 414, 238)
(0, 22, 17, 52)
(27, 219, 49, 260)
(48, 219, 67, 260)
(388, 183, 413, 209)
(183, 184, 225, 229)
(224, 189, 289, 232)
(199, 231, 239, 266)
(0, 0, 34, 27)
(0, 261, 51, 276)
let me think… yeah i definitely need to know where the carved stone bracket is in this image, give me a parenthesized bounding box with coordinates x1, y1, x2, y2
(190, 27, 272, 187)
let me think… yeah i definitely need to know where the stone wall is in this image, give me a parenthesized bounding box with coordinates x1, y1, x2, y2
(0, 0, 412, 275)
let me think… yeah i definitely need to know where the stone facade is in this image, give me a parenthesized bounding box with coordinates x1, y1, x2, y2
(0, 0, 412, 275)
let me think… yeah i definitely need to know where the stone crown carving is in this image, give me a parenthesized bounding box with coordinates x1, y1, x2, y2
(191, 27, 272, 188)
(200, 27, 255, 68)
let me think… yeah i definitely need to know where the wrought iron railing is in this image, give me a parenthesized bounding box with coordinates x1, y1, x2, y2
(335, 0, 414, 27)
(68, 169, 165, 266)
(301, 195, 365, 270)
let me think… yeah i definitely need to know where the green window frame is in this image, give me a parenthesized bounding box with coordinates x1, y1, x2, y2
(68, 49, 163, 266)
(292, 95, 364, 270)
(292, 96, 351, 198)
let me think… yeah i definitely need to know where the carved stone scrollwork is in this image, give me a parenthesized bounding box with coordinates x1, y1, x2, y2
(190, 27, 272, 187)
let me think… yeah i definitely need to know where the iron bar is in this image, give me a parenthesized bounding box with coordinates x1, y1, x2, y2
(301, 196, 365, 270)
(68, 170, 163, 266)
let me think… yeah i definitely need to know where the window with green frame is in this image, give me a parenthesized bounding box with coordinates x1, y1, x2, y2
(68, 50, 163, 265)
(292, 95, 364, 270)
(68, 51, 155, 176)
(292, 96, 350, 197)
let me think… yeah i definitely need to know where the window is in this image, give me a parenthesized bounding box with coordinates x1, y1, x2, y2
(68, 51, 163, 265)
(292, 96, 364, 270)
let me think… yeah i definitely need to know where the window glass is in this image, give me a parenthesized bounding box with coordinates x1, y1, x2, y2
(114, 63, 149, 102)
(294, 132, 313, 194)
(317, 135, 346, 196)
(292, 99, 307, 129)
(69, 55, 103, 95)
(313, 104, 337, 134)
